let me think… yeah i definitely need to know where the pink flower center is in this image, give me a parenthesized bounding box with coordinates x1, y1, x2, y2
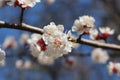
(95, 53, 100, 60)
(54, 38, 62, 48)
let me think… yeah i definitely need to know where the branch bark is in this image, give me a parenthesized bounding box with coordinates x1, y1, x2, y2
(0, 21, 44, 34)
(0, 21, 120, 51)
(77, 38, 120, 51)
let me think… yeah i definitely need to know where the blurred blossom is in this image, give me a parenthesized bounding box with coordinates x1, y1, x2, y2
(28, 42, 41, 57)
(24, 60, 33, 69)
(2, 36, 17, 50)
(107, 62, 120, 76)
(28, 33, 42, 43)
(0, 1, 5, 7)
(7, 0, 41, 8)
(97, 27, 115, 39)
(117, 34, 120, 41)
(37, 52, 54, 65)
(0, 45, 6, 67)
(62, 56, 77, 69)
(16, 59, 24, 69)
(27, 34, 45, 57)
(0, 48, 6, 61)
(89, 27, 114, 40)
(89, 28, 98, 40)
(91, 48, 109, 64)
(0, 60, 5, 66)
(99, 27, 115, 35)
(19, 33, 30, 45)
(45, 0, 55, 4)
(72, 15, 95, 34)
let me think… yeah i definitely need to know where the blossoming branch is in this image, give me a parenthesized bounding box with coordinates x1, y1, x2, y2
(0, 20, 120, 51)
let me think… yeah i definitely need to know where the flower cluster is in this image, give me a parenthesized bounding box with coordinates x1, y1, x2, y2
(0, 48, 6, 66)
(72, 15, 95, 34)
(7, 0, 40, 8)
(27, 22, 74, 64)
(72, 15, 114, 41)
(91, 48, 109, 64)
(107, 62, 120, 76)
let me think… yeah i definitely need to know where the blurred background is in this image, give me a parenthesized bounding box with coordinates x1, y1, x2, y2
(0, 0, 120, 80)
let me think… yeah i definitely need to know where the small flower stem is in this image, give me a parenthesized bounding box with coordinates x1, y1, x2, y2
(20, 8, 25, 25)
(77, 33, 86, 42)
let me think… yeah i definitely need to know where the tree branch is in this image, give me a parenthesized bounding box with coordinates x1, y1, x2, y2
(69, 52, 120, 58)
(77, 38, 120, 51)
(0, 21, 120, 51)
(0, 21, 44, 34)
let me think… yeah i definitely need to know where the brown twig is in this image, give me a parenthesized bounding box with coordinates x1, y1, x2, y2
(20, 8, 25, 25)
(0, 21, 44, 34)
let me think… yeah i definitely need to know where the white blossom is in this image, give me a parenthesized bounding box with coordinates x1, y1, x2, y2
(31, 33, 42, 42)
(89, 28, 98, 40)
(16, 59, 24, 69)
(37, 52, 54, 65)
(27, 41, 41, 57)
(0, 48, 6, 61)
(27, 33, 47, 58)
(19, 33, 30, 45)
(115, 63, 120, 75)
(99, 27, 115, 36)
(72, 15, 95, 34)
(117, 34, 120, 41)
(107, 62, 120, 76)
(62, 56, 77, 69)
(6, 0, 15, 6)
(91, 48, 109, 64)
(43, 31, 73, 59)
(43, 22, 64, 36)
(0, 1, 5, 7)
(0, 48, 6, 66)
(0, 60, 5, 66)
(3, 36, 17, 50)
(24, 60, 33, 69)
(7, 0, 40, 8)
(27, 22, 74, 63)
(41, 22, 73, 58)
